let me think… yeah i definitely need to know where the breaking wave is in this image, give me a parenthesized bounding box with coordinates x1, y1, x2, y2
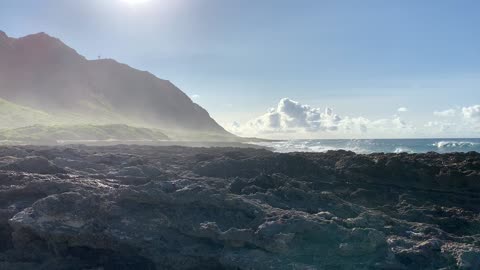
(433, 141, 480, 149)
(393, 147, 414, 154)
(251, 139, 480, 154)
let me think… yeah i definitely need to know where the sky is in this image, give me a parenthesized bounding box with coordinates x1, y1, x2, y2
(1, 0, 480, 138)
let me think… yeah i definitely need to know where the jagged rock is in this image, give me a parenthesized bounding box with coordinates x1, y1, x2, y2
(2, 156, 66, 174)
(0, 145, 479, 269)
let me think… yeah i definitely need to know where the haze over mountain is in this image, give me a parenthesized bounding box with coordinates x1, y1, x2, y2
(0, 31, 232, 139)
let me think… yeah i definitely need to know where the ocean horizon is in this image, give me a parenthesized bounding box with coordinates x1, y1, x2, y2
(251, 138, 480, 153)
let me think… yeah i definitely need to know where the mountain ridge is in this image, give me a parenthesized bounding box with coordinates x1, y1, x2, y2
(0, 31, 232, 138)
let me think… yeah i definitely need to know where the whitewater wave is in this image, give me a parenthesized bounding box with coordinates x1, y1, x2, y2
(252, 141, 333, 153)
(252, 140, 368, 153)
(433, 141, 480, 149)
(393, 147, 414, 154)
(251, 139, 480, 154)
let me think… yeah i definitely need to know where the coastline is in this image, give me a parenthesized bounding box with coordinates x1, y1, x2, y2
(0, 145, 479, 269)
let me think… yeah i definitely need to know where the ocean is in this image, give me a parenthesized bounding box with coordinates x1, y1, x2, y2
(250, 138, 480, 154)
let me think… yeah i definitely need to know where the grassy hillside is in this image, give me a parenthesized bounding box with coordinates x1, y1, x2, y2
(0, 124, 169, 143)
(0, 98, 246, 143)
(0, 98, 56, 128)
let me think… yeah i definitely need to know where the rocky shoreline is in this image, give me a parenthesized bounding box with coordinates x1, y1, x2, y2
(0, 145, 479, 269)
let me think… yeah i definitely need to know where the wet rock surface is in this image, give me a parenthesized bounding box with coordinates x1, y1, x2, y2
(0, 145, 479, 269)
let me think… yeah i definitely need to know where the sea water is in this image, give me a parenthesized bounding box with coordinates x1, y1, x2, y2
(250, 138, 480, 154)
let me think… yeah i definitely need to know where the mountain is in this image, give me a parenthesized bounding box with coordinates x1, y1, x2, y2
(0, 31, 232, 138)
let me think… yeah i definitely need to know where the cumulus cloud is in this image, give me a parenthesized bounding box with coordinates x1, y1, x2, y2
(462, 105, 480, 120)
(226, 99, 480, 138)
(191, 94, 200, 99)
(433, 109, 456, 117)
(229, 98, 414, 138)
(425, 121, 455, 133)
(397, 107, 408, 112)
(242, 98, 342, 133)
(419, 105, 480, 137)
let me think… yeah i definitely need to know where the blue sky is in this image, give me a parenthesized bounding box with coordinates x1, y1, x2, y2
(1, 0, 480, 138)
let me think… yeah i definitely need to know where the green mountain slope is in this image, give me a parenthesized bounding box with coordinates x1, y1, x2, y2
(0, 98, 56, 128)
(0, 124, 169, 143)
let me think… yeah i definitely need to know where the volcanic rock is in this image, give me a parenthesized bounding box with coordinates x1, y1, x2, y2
(0, 145, 479, 269)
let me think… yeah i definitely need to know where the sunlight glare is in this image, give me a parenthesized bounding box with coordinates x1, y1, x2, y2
(121, 0, 151, 5)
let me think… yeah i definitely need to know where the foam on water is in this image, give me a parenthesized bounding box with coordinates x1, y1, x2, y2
(393, 147, 414, 154)
(433, 141, 480, 149)
(251, 139, 480, 153)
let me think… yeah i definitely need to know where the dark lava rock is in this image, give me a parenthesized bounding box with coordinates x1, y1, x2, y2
(0, 145, 479, 269)
(2, 156, 66, 174)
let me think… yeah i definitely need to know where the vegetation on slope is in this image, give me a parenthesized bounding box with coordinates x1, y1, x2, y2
(0, 99, 255, 143)
(0, 124, 169, 143)
(0, 98, 56, 128)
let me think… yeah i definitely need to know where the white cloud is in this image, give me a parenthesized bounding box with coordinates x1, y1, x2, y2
(191, 94, 200, 99)
(242, 98, 343, 133)
(225, 99, 480, 139)
(434, 109, 456, 117)
(425, 121, 455, 133)
(239, 99, 334, 133)
(228, 98, 415, 138)
(462, 105, 480, 120)
(397, 107, 408, 112)
(419, 106, 480, 136)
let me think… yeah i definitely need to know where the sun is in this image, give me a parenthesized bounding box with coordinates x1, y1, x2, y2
(121, 0, 150, 5)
